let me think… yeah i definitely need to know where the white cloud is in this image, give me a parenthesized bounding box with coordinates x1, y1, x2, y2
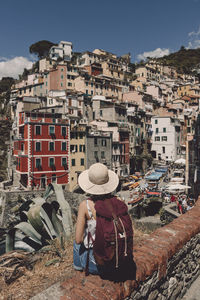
(187, 26, 200, 49)
(0, 57, 33, 79)
(137, 48, 170, 61)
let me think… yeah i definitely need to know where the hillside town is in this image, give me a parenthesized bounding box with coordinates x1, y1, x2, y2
(1, 41, 200, 299)
(0, 40, 198, 198)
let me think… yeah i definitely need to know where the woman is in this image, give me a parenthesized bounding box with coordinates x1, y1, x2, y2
(73, 163, 119, 274)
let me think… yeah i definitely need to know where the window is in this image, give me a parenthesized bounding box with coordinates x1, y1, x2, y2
(49, 157, 54, 167)
(49, 126, 55, 135)
(94, 151, 98, 158)
(70, 145, 77, 152)
(79, 145, 85, 152)
(162, 136, 167, 141)
(62, 142, 67, 151)
(35, 142, 41, 151)
(101, 151, 105, 159)
(155, 120, 158, 124)
(163, 128, 166, 133)
(61, 74, 64, 79)
(72, 159, 75, 166)
(162, 147, 165, 154)
(156, 128, 159, 134)
(102, 139, 107, 147)
(31, 113, 37, 120)
(155, 136, 160, 141)
(62, 157, 67, 167)
(52, 174, 56, 182)
(81, 158, 84, 166)
(49, 142, 55, 151)
(94, 137, 98, 146)
(36, 158, 41, 169)
(100, 110, 103, 117)
(62, 126, 66, 136)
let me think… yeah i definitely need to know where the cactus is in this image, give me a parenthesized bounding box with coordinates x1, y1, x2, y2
(6, 184, 73, 253)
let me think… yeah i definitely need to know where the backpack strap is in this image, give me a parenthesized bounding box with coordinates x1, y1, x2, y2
(105, 198, 123, 233)
(85, 231, 94, 276)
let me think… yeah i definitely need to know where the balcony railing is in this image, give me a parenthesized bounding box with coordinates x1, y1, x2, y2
(50, 164, 56, 171)
(18, 150, 27, 156)
(13, 134, 24, 141)
(36, 165, 43, 171)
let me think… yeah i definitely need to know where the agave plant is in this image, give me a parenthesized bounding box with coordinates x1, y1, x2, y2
(6, 184, 73, 253)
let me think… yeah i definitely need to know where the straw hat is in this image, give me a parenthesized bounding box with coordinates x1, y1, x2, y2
(78, 163, 119, 195)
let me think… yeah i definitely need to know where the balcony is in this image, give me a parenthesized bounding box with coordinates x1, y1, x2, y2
(18, 150, 27, 156)
(50, 133, 56, 139)
(50, 164, 56, 171)
(13, 134, 24, 141)
(63, 164, 68, 170)
(36, 165, 43, 171)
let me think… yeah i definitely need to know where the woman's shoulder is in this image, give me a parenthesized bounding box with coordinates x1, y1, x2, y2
(79, 200, 87, 210)
(79, 199, 94, 209)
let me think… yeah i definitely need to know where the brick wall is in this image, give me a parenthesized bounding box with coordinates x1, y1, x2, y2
(60, 197, 200, 300)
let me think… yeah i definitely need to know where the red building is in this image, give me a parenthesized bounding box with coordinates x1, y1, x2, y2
(119, 125, 130, 175)
(13, 109, 69, 189)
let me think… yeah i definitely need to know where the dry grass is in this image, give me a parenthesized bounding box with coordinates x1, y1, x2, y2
(0, 227, 150, 300)
(0, 239, 75, 300)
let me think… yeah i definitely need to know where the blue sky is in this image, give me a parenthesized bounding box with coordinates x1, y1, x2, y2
(1, 0, 200, 78)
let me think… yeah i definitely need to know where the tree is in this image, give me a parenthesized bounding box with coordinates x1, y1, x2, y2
(179, 46, 186, 52)
(0, 77, 15, 93)
(29, 40, 57, 59)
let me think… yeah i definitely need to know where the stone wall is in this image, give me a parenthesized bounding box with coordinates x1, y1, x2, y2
(60, 197, 200, 300)
(1, 189, 200, 299)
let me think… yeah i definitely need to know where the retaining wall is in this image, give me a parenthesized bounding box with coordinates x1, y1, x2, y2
(60, 197, 200, 300)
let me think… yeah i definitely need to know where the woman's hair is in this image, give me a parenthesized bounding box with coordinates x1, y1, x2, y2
(89, 193, 112, 201)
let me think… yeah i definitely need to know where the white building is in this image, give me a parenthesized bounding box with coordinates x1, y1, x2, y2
(151, 116, 181, 161)
(49, 41, 72, 61)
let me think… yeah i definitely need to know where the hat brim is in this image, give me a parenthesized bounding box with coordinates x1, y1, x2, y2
(78, 169, 119, 195)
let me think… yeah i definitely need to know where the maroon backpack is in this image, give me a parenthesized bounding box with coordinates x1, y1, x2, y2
(93, 196, 133, 269)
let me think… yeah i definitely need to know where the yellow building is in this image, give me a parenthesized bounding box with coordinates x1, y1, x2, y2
(74, 74, 123, 100)
(177, 84, 193, 97)
(101, 61, 124, 80)
(69, 123, 87, 192)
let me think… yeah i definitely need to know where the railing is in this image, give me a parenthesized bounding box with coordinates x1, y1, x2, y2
(18, 150, 27, 156)
(13, 134, 24, 141)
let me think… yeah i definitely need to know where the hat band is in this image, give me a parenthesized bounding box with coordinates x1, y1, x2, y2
(89, 174, 109, 185)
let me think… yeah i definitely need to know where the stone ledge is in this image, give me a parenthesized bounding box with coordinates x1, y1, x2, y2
(61, 197, 200, 299)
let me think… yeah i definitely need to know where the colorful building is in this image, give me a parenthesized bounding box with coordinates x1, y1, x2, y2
(13, 109, 69, 189)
